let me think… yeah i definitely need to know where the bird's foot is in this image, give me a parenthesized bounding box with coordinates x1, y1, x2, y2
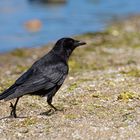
(9, 113, 17, 118)
(9, 102, 17, 118)
(40, 107, 59, 116)
(40, 109, 54, 116)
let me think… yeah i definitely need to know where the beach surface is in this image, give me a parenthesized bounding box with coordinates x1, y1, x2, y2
(0, 16, 140, 140)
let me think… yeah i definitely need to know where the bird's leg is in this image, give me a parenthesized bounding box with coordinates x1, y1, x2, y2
(9, 97, 20, 118)
(40, 94, 58, 116)
(47, 96, 57, 111)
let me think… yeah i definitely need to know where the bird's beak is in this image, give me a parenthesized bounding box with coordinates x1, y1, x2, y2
(74, 40, 86, 47)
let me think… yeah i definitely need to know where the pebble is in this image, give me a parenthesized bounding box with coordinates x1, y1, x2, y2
(18, 127, 29, 133)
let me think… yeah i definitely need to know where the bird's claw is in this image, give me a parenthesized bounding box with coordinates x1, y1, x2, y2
(9, 102, 17, 118)
(40, 109, 53, 116)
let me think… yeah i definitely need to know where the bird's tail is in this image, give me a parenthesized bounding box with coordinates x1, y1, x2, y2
(0, 85, 17, 100)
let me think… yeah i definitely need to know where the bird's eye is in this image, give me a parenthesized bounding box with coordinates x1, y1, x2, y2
(67, 40, 73, 46)
(63, 39, 74, 47)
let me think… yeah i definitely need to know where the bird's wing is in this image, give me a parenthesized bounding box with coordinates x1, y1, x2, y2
(5, 63, 68, 100)
(15, 68, 34, 85)
(16, 64, 67, 93)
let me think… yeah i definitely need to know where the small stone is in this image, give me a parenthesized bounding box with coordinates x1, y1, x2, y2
(19, 127, 29, 133)
(24, 19, 42, 32)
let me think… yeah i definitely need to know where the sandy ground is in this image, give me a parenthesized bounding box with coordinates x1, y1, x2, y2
(0, 16, 140, 140)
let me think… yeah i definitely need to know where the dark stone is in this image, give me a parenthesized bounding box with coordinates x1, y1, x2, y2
(29, 0, 66, 4)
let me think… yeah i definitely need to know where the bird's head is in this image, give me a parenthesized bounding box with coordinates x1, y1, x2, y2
(55, 37, 86, 49)
(53, 38, 86, 59)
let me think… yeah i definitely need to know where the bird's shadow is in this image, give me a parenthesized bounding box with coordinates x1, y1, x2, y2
(0, 109, 64, 120)
(0, 116, 27, 120)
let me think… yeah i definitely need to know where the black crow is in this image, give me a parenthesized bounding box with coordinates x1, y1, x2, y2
(0, 38, 86, 118)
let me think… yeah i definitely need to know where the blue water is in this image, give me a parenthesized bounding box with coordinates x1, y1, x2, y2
(0, 0, 140, 52)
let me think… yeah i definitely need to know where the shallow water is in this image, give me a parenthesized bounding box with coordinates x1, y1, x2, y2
(0, 0, 140, 52)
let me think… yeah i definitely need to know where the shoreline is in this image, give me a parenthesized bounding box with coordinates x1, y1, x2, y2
(1, 14, 140, 54)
